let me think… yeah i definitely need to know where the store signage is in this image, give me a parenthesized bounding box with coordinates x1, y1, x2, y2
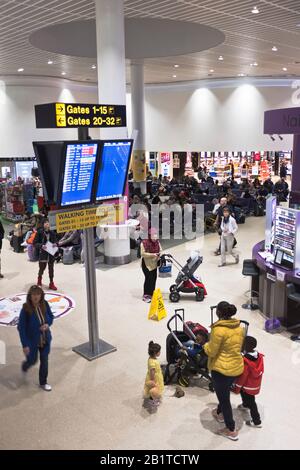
(264, 107, 300, 135)
(160, 152, 171, 177)
(50, 203, 125, 233)
(267, 273, 276, 283)
(35, 102, 127, 129)
(276, 270, 286, 282)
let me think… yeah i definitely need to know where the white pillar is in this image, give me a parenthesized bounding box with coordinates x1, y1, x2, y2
(95, 0, 127, 140)
(130, 60, 147, 193)
(94, 0, 130, 265)
(131, 60, 146, 150)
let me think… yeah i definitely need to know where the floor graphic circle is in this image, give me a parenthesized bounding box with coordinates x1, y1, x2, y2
(0, 292, 75, 327)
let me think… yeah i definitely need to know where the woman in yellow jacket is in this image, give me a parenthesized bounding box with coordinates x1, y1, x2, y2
(204, 301, 244, 441)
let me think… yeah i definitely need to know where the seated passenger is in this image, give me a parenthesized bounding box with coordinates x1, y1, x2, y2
(178, 331, 208, 359)
(58, 230, 81, 248)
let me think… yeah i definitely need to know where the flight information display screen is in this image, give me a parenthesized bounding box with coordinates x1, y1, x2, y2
(61, 143, 98, 207)
(96, 141, 132, 201)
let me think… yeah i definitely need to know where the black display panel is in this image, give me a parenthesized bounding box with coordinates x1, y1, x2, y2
(274, 248, 294, 270)
(95, 140, 133, 202)
(60, 142, 99, 208)
(33, 141, 65, 204)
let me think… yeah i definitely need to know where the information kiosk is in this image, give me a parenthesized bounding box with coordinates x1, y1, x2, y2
(34, 101, 132, 360)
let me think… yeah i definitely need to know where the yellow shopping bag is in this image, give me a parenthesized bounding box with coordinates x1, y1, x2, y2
(148, 288, 167, 321)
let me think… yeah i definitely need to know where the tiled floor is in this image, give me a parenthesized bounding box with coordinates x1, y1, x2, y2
(0, 216, 298, 450)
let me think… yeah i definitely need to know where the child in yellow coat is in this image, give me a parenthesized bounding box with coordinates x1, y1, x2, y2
(144, 341, 164, 410)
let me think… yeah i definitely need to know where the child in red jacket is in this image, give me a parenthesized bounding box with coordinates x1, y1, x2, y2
(233, 336, 264, 428)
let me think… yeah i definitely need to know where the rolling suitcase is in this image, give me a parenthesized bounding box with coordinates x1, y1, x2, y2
(27, 244, 38, 262)
(210, 305, 249, 348)
(62, 247, 74, 265)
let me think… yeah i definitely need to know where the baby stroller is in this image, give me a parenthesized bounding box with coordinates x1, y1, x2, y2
(160, 252, 207, 302)
(163, 309, 214, 391)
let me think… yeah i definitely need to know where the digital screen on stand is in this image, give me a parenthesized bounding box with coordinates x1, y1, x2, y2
(96, 141, 132, 201)
(61, 143, 98, 207)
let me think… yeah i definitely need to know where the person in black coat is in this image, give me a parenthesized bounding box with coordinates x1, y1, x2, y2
(0, 219, 4, 279)
(18, 285, 54, 391)
(280, 162, 287, 179)
(34, 220, 58, 290)
(263, 178, 274, 194)
(274, 177, 289, 202)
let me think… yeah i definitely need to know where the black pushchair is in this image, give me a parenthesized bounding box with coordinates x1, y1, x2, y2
(163, 307, 249, 391)
(160, 252, 207, 303)
(163, 309, 214, 391)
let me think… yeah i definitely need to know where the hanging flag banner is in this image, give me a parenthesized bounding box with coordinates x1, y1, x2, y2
(148, 288, 167, 321)
(132, 149, 146, 182)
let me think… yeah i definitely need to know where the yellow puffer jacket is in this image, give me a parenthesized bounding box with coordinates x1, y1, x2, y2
(204, 318, 244, 377)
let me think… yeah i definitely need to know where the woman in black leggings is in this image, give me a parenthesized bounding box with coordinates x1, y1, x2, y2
(140, 228, 161, 303)
(204, 302, 244, 441)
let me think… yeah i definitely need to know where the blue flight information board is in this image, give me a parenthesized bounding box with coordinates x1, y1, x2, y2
(96, 141, 132, 201)
(61, 143, 98, 207)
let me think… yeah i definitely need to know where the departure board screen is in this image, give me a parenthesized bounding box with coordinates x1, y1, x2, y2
(61, 143, 98, 207)
(96, 141, 132, 201)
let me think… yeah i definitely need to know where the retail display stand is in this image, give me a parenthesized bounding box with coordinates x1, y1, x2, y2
(274, 206, 300, 270)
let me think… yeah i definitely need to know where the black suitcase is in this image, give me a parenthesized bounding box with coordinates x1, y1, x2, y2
(254, 203, 264, 217)
(12, 235, 24, 253)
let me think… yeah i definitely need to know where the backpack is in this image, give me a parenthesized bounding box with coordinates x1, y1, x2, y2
(234, 207, 246, 224)
(27, 231, 37, 245)
(254, 203, 264, 217)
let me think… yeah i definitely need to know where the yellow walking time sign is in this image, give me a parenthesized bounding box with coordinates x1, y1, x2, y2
(148, 288, 167, 321)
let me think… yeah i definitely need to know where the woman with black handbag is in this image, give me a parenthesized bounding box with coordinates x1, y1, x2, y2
(141, 228, 161, 303)
(18, 285, 54, 391)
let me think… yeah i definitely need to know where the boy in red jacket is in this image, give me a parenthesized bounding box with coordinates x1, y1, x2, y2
(233, 336, 264, 428)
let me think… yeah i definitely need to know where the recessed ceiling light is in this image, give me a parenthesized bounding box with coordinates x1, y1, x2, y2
(252, 6, 259, 14)
(218, 56, 224, 61)
(61, 72, 66, 76)
(91, 65, 97, 69)
(272, 46, 278, 52)
(47, 60, 53, 65)
(282, 67, 288, 71)
(172, 74, 177, 78)
(17, 68, 24, 72)
(253, 62, 258, 66)
(238, 73, 245, 77)
(210, 69, 214, 73)
(174, 64, 179, 68)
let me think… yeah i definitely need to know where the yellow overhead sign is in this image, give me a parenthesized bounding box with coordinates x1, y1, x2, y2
(35, 102, 127, 129)
(55, 203, 125, 233)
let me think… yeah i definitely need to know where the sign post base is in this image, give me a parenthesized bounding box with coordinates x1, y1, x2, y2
(73, 339, 117, 361)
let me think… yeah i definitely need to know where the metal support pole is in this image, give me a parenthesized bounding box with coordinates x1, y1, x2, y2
(72, 127, 117, 360)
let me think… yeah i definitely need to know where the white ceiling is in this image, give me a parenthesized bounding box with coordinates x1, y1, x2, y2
(0, 0, 300, 84)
